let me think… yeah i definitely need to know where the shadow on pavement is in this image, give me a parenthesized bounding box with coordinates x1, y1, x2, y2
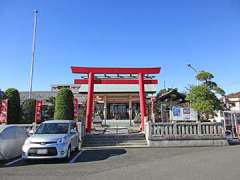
(0, 156, 22, 168)
(1, 149, 127, 168)
(1, 151, 80, 168)
(75, 148, 127, 163)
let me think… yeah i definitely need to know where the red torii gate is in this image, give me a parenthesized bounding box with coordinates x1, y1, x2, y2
(71, 66, 161, 132)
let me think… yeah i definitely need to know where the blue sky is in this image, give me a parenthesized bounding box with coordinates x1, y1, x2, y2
(0, 0, 240, 94)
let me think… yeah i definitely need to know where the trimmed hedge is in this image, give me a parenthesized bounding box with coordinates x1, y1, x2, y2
(54, 88, 74, 120)
(5, 88, 21, 124)
(21, 99, 36, 124)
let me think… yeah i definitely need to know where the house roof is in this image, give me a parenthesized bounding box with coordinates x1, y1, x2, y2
(227, 92, 240, 98)
(156, 89, 186, 103)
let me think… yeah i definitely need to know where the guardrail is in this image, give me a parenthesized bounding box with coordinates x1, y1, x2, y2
(146, 122, 224, 140)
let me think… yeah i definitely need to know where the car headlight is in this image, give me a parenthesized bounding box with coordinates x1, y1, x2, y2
(57, 137, 67, 145)
(24, 138, 31, 145)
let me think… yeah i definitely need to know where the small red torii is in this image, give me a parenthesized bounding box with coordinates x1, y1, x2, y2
(71, 66, 161, 132)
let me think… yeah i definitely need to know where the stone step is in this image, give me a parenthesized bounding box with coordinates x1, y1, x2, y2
(84, 139, 146, 144)
(83, 145, 148, 148)
(83, 138, 146, 142)
(83, 133, 147, 148)
(83, 141, 147, 147)
(83, 144, 149, 149)
(84, 134, 145, 139)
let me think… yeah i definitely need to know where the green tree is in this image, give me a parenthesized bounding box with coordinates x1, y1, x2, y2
(45, 96, 55, 120)
(186, 71, 224, 121)
(196, 71, 214, 82)
(21, 99, 36, 124)
(54, 88, 74, 120)
(196, 71, 225, 95)
(5, 88, 21, 124)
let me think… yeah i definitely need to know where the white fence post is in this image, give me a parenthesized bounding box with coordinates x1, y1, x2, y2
(173, 121, 177, 136)
(197, 122, 202, 136)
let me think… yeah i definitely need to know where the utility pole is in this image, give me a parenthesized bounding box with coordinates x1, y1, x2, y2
(29, 9, 38, 99)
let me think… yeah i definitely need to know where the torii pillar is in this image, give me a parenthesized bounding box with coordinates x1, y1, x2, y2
(86, 72, 94, 132)
(139, 73, 146, 131)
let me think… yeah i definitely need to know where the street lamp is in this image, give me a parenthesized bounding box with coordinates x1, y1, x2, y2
(29, 9, 38, 99)
(187, 64, 198, 73)
(187, 64, 199, 85)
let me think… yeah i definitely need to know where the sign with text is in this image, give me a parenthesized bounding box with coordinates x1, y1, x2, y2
(73, 98, 78, 120)
(0, 99, 8, 124)
(171, 107, 198, 121)
(35, 100, 42, 124)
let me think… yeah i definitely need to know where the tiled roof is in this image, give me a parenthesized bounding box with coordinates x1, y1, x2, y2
(227, 92, 240, 98)
(19, 91, 87, 104)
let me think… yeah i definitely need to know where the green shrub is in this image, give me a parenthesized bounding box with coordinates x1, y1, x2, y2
(45, 96, 55, 120)
(5, 88, 21, 124)
(21, 99, 36, 124)
(54, 88, 74, 120)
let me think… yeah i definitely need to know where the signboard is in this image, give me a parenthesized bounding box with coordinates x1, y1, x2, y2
(35, 100, 42, 124)
(73, 98, 78, 120)
(0, 99, 8, 124)
(171, 106, 198, 121)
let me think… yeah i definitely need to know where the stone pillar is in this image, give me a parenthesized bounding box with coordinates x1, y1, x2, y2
(103, 95, 107, 125)
(173, 121, 177, 136)
(92, 99, 95, 116)
(151, 96, 155, 122)
(129, 96, 132, 126)
(197, 122, 202, 136)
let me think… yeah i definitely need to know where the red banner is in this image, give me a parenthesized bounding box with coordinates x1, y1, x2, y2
(0, 99, 8, 124)
(35, 100, 42, 124)
(73, 98, 78, 120)
(237, 124, 240, 136)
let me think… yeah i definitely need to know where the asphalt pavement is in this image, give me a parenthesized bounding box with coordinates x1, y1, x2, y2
(1, 145, 240, 180)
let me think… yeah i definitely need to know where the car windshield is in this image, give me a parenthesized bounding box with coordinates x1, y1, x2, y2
(35, 123, 69, 134)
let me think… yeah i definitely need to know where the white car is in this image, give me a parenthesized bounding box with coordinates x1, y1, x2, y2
(22, 120, 80, 160)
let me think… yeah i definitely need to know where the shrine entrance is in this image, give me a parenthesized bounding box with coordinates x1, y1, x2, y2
(71, 66, 161, 133)
(109, 104, 128, 119)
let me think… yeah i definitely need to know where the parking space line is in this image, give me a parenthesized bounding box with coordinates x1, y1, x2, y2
(69, 150, 84, 164)
(5, 157, 23, 166)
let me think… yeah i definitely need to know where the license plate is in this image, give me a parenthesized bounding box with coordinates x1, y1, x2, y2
(37, 149, 48, 154)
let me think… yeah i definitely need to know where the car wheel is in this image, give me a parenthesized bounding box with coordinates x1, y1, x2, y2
(66, 146, 71, 160)
(75, 140, 81, 152)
